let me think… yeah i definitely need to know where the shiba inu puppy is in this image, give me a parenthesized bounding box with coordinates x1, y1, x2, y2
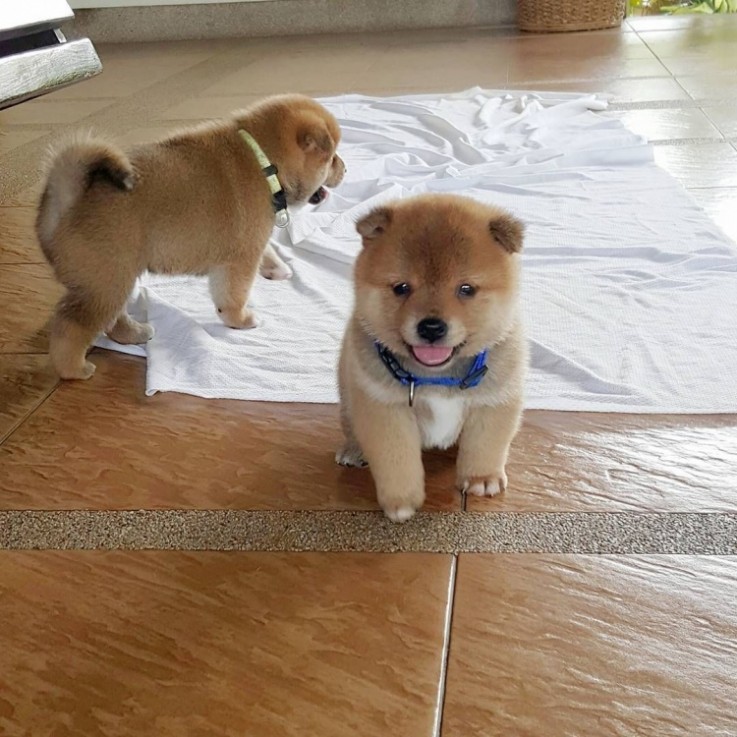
(36, 94, 345, 380)
(337, 194, 527, 521)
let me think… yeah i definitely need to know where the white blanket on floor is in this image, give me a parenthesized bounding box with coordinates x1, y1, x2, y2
(97, 89, 737, 413)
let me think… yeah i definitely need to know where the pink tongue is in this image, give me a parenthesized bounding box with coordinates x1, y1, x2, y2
(411, 345, 454, 366)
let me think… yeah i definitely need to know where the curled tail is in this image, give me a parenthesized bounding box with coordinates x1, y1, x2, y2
(36, 134, 136, 245)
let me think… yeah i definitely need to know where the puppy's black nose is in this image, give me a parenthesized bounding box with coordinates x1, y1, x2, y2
(310, 186, 329, 205)
(417, 317, 448, 343)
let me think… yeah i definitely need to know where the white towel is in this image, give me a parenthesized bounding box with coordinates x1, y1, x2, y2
(97, 89, 737, 413)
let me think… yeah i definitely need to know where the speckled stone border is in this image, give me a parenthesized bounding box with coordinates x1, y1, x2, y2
(1, 511, 735, 554)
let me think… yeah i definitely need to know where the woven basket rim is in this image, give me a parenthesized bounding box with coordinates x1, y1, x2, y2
(517, 0, 626, 33)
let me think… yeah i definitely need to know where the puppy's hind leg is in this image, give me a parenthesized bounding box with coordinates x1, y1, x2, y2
(50, 287, 130, 380)
(106, 311, 154, 345)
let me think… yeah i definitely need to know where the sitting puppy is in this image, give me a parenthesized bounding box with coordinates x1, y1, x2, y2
(36, 94, 345, 380)
(336, 194, 527, 522)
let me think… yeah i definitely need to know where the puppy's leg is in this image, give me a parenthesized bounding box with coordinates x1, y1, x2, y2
(351, 388, 425, 522)
(335, 410, 368, 468)
(106, 311, 155, 345)
(456, 398, 523, 497)
(259, 243, 293, 281)
(335, 349, 367, 467)
(209, 261, 260, 329)
(335, 405, 367, 468)
(50, 287, 130, 380)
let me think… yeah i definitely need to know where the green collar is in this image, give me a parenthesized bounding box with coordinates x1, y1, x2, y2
(238, 129, 289, 228)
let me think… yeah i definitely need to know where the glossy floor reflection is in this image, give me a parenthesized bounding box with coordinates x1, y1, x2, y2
(0, 551, 452, 736)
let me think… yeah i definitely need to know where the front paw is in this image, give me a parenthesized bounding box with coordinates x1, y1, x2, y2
(459, 471, 508, 497)
(378, 487, 424, 523)
(218, 307, 259, 329)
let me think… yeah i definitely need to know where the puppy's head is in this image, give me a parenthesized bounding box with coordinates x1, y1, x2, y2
(354, 194, 523, 371)
(295, 111, 345, 206)
(241, 95, 345, 206)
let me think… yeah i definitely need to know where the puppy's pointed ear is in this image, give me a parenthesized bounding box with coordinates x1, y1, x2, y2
(489, 212, 524, 254)
(298, 123, 333, 154)
(357, 207, 392, 242)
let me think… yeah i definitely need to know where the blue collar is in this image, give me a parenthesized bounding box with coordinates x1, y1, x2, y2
(375, 342, 489, 406)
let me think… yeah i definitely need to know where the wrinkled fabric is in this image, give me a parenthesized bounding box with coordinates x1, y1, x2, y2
(96, 89, 737, 412)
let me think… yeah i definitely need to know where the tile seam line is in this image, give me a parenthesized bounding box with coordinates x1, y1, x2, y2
(0, 376, 60, 447)
(432, 554, 458, 737)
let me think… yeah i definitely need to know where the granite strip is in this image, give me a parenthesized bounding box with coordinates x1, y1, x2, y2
(1, 510, 735, 554)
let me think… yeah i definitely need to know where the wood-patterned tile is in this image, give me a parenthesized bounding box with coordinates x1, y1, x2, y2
(687, 187, 737, 245)
(0, 352, 460, 512)
(156, 95, 263, 122)
(116, 125, 187, 146)
(2, 24, 737, 520)
(0, 208, 43, 263)
(678, 74, 737, 102)
(200, 49, 379, 97)
(654, 142, 737, 188)
(0, 354, 57, 443)
(489, 29, 654, 60)
(608, 108, 722, 142)
(467, 410, 737, 513)
(506, 56, 670, 84)
(627, 14, 734, 32)
(525, 77, 689, 103)
(46, 42, 218, 100)
(0, 130, 51, 156)
(0, 263, 61, 354)
(364, 45, 508, 91)
(443, 555, 737, 737)
(702, 104, 737, 139)
(3, 352, 736, 513)
(0, 183, 43, 208)
(0, 550, 451, 737)
(0, 99, 114, 126)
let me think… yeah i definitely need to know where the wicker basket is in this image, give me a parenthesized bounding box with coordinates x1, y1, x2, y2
(518, 0, 626, 33)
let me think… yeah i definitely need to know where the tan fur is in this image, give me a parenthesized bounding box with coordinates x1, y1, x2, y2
(36, 94, 345, 380)
(336, 194, 528, 522)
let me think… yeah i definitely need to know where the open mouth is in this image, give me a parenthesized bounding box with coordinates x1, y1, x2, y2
(309, 186, 327, 205)
(409, 344, 458, 368)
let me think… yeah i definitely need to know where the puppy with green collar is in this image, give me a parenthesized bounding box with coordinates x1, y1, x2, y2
(337, 194, 527, 522)
(36, 94, 344, 380)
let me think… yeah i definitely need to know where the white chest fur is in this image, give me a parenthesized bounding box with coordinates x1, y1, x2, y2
(417, 395, 466, 450)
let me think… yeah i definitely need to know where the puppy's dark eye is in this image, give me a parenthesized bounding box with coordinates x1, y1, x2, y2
(392, 282, 412, 297)
(458, 284, 477, 298)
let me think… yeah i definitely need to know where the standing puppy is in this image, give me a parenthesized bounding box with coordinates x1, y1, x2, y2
(337, 194, 527, 522)
(36, 94, 345, 380)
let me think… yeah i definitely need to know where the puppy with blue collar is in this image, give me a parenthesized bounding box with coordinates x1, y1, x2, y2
(336, 194, 527, 522)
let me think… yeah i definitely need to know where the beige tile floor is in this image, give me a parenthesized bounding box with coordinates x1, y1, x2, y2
(1, 14, 737, 736)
